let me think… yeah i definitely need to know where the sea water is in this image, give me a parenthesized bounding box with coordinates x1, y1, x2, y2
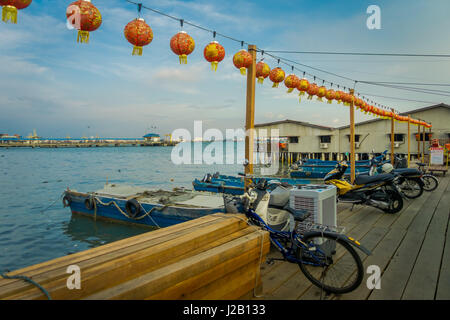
(0, 143, 245, 271)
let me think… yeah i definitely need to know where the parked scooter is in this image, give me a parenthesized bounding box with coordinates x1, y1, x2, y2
(369, 153, 424, 199)
(324, 161, 404, 214)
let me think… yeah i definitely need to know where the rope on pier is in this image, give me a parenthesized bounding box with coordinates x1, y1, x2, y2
(0, 271, 52, 300)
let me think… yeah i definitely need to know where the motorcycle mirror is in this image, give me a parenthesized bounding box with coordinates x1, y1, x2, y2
(243, 159, 249, 167)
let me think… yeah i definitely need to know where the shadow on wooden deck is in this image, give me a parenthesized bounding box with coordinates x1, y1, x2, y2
(256, 175, 450, 300)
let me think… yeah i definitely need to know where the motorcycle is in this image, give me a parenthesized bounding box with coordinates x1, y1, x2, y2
(324, 161, 404, 214)
(369, 154, 424, 199)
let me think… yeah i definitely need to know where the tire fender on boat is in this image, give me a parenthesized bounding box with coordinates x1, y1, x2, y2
(125, 199, 141, 219)
(84, 197, 95, 210)
(62, 194, 71, 207)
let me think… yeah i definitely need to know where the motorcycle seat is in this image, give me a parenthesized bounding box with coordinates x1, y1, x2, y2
(354, 173, 393, 185)
(393, 168, 420, 176)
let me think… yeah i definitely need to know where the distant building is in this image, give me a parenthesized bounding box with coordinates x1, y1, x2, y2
(255, 103, 450, 161)
(143, 133, 161, 143)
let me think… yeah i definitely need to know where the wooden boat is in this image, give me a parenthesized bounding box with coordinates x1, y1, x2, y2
(289, 164, 371, 179)
(63, 184, 225, 228)
(192, 173, 311, 195)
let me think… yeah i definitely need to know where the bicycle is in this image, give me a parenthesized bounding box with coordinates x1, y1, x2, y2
(416, 162, 439, 191)
(228, 175, 371, 294)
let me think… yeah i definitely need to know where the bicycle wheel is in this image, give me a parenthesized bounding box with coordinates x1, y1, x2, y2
(399, 178, 423, 199)
(296, 232, 364, 294)
(422, 175, 438, 192)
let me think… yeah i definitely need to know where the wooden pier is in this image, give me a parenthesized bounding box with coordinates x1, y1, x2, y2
(0, 214, 269, 300)
(258, 175, 450, 300)
(0, 141, 177, 148)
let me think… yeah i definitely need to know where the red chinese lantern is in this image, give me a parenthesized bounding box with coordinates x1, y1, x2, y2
(297, 78, 310, 102)
(255, 61, 270, 84)
(284, 74, 299, 93)
(306, 83, 318, 100)
(124, 18, 153, 56)
(269, 67, 285, 88)
(316, 86, 327, 101)
(0, 0, 31, 23)
(170, 31, 195, 64)
(325, 89, 336, 104)
(66, 0, 102, 44)
(233, 49, 252, 75)
(204, 41, 225, 71)
(341, 92, 352, 105)
(335, 91, 343, 104)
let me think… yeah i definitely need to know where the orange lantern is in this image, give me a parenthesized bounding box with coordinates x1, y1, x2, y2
(297, 78, 310, 102)
(334, 90, 344, 104)
(255, 61, 270, 84)
(284, 74, 299, 93)
(170, 31, 195, 64)
(325, 89, 336, 104)
(233, 49, 252, 75)
(66, 0, 102, 44)
(269, 67, 285, 88)
(124, 18, 153, 56)
(204, 40, 225, 71)
(341, 92, 352, 105)
(0, 0, 31, 23)
(316, 86, 327, 101)
(306, 83, 318, 100)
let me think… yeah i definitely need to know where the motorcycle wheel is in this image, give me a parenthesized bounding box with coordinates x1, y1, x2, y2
(422, 175, 438, 192)
(400, 178, 423, 199)
(382, 189, 403, 214)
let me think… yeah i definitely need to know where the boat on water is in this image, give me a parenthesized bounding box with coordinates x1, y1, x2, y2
(289, 152, 389, 179)
(192, 173, 312, 195)
(62, 184, 225, 228)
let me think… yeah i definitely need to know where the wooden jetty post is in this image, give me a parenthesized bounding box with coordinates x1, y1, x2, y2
(349, 89, 356, 184)
(407, 114, 411, 168)
(417, 121, 421, 162)
(390, 109, 395, 165)
(245, 44, 257, 189)
(422, 122, 426, 162)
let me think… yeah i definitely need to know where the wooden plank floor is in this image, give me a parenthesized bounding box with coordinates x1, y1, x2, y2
(257, 175, 450, 300)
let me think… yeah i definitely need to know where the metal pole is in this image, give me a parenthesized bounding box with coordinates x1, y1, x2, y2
(349, 89, 356, 184)
(417, 122, 421, 162)
(244, 44, 257, 190)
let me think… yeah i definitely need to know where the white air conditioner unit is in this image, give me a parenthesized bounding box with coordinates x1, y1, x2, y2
(394, 142, 400, 148)
(355, 142, 361, 149)
(289, 185, 337, 230)
(319, 143, 329, 149)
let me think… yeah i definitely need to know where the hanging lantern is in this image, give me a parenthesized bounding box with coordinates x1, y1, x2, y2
(124, 18, 153, 56)
(341, 92, 351, 106)
(233, 49, 252, 75)
(297, 78, 310, 102)
(355, 98, 363, 109)
(0, 0, 31, 23)
(269, 67, 285, 88)
(284, 74, 299, 93)
(316, 86, 327, 101)
(204, 41, 225, 71)
(325, 89, 336, 104)
(306, 83, 318, 100)
(66, 0, 102, 44)
(170, 31, 195, 64)
(255, 61, 270, 84)
(335, 90, 343, 104)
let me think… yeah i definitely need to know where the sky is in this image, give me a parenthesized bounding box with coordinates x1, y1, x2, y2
(0, 0, 449, 138)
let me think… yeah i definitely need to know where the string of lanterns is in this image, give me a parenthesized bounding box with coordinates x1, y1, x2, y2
(0, 0, 433, 128)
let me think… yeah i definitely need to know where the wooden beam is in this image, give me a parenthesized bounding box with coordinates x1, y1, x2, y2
(418, 122, 421, 161)
(408, 114, 411, 168)
(245, 44, 257, 189)
(422, 123, 425, 162)
(391, 111, 395, 165)
(349, 89, 355, 184)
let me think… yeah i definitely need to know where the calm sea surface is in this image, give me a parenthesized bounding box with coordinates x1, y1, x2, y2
(0, 143, 245, 272)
